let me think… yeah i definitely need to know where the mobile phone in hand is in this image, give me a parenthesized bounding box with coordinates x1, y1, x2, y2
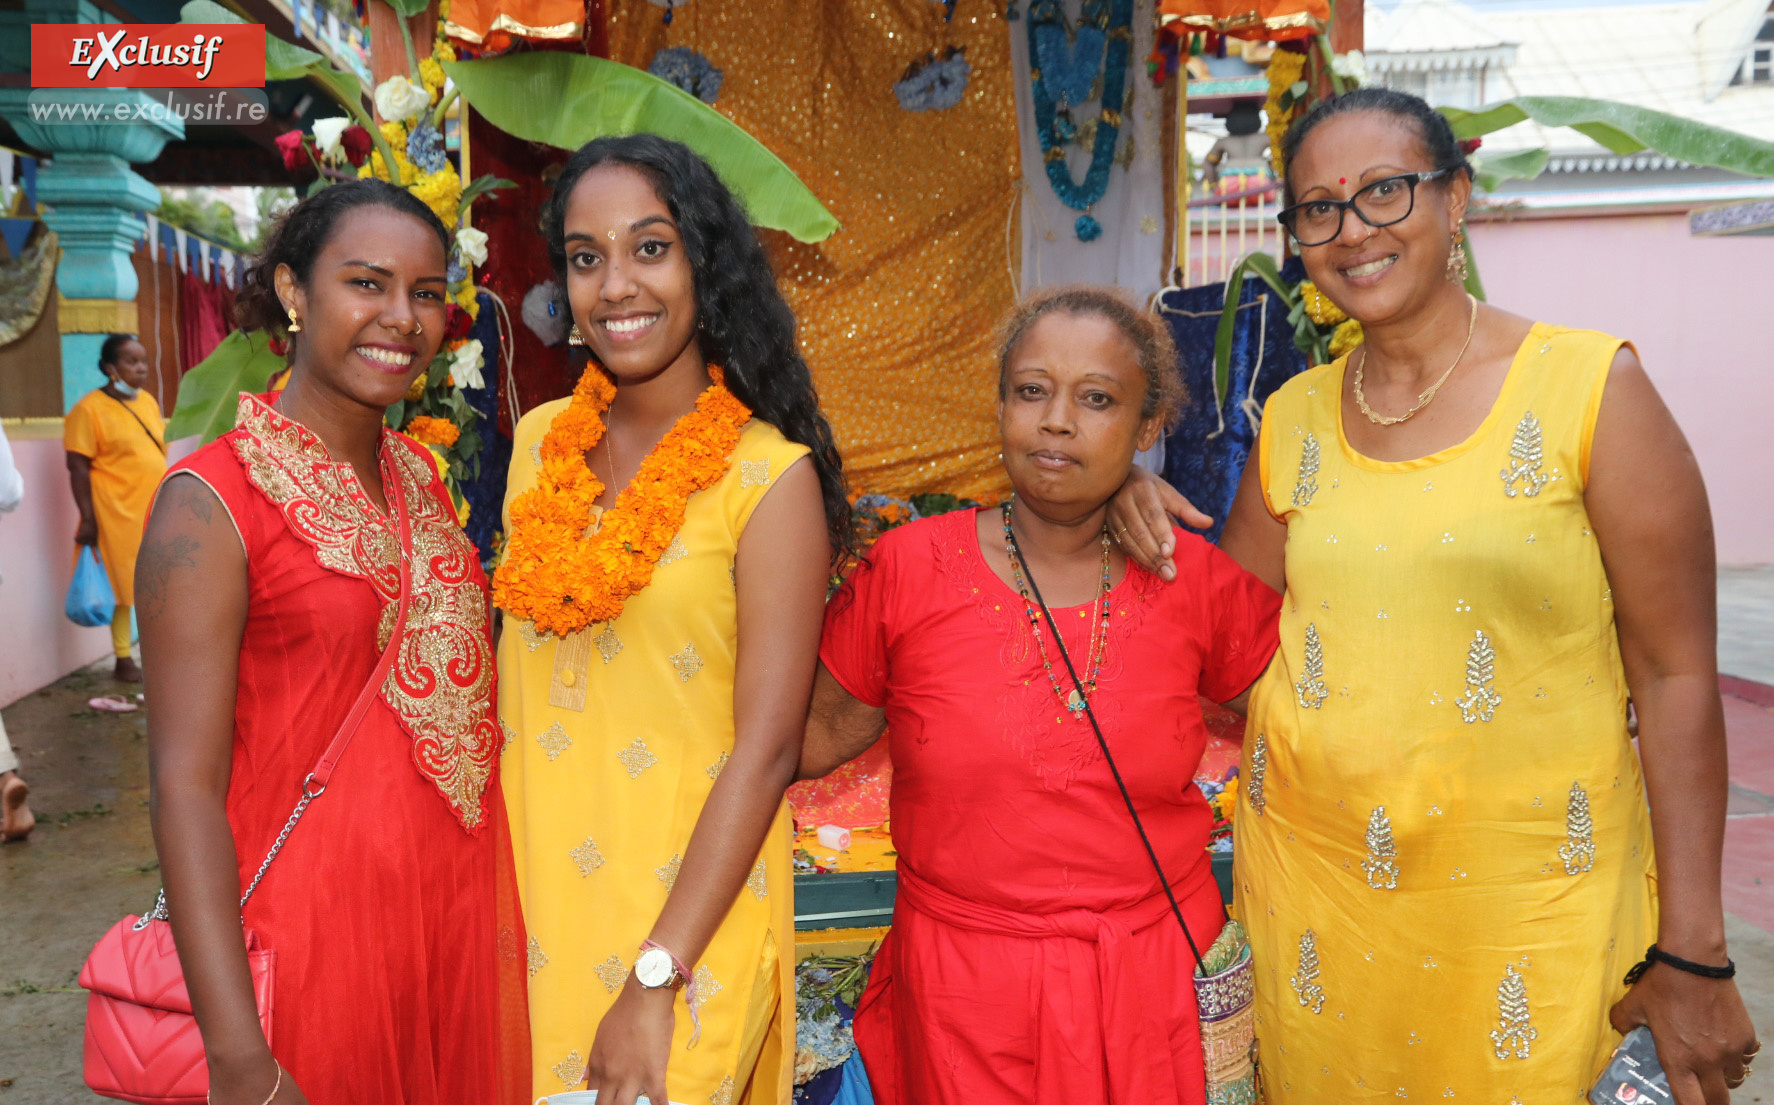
(1590, 1026, 1673, 1104)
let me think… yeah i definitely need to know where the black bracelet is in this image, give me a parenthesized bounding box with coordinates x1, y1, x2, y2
(1623, 943, 1736, 986)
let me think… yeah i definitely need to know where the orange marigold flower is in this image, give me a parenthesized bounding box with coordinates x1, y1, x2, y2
(405, 415, 461, 448)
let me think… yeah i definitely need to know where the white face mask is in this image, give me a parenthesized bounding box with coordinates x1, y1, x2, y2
(109, 376, 137, 397)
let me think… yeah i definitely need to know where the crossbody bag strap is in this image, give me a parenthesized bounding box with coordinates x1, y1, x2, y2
(103, 389, 167, 456)
(234, 455, 415, 908)
(138, 443, 416, 928)
(1006, 527, 1208, 974)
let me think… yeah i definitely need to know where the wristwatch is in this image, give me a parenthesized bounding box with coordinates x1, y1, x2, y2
(634, 946, 686, 990)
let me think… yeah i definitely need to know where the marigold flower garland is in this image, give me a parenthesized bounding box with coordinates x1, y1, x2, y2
(493, 365, 751, 637)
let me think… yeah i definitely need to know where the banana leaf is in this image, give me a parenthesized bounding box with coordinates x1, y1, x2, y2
(1441, 96, 1774, 179)
(442, 53, 839, 243)
(167, 330, 287, 443)
(1471, 147, 1549, 193)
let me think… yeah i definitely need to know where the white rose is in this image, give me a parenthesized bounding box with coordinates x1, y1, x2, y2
(311, 116, 349, 161)
(452, 339, 485, 390)
(455, 226, 489, 267)
(1329, 49, 1368, 87)
(374, 75, 431, 124)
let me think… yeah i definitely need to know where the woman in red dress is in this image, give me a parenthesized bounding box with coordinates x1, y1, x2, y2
(137, 180, 528, 1105)
(801, 287, 1282, 1105)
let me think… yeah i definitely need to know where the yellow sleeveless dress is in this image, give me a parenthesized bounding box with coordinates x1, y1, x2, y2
(498, 407, 808, 1104)
(1236, 324, 1657, 1103)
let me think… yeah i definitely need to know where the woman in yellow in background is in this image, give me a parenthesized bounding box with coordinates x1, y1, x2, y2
(1112, 88, 1758, 1102)
(494, 135, 849, 1105)
(65, 334, 167, 683)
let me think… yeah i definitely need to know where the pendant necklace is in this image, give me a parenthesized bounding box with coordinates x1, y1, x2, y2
(1001, 500, 1113, 715)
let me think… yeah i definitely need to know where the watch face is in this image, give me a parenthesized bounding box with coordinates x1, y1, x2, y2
(634, 948, 675, 988)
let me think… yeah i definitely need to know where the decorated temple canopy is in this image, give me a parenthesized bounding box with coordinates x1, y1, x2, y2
(1157, 0, 1329, 42)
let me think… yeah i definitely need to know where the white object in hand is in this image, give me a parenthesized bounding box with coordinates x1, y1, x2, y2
(816, 824, 852, 850)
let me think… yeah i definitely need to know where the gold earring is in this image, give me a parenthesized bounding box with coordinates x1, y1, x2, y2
(286, 306, 301, 333)
(568, 323, 586, 347)
(1446, 227, 1469, 284)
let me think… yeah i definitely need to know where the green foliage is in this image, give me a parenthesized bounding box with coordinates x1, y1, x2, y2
(1470, 147, 1550, 193)
(155, 187, 247, 251)
(1442, 96, 1774, 179)
(166, 330, 287, 443)
(441, 53, 839, 243)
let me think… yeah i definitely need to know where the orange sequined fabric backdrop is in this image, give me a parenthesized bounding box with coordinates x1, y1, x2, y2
(610, 0, 1020, 501)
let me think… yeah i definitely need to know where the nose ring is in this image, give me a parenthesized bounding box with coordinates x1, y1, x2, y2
(413, 321, 423, 335)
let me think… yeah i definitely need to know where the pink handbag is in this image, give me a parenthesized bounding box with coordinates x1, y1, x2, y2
(78, 478, 413, 1103)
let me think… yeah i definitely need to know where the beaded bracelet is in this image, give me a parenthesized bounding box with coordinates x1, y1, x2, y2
(1623, 943, 1736, 986)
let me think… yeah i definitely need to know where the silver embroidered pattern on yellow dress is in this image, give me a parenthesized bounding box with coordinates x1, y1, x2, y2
(671, 642, 705, 682)
(1248, 733, 1269, 816)
(1363, 806, 1400, 889)
(570, 837, 605, 876)
(659, 533, 689, 565)
(514, 619, 549, 652)
(739, 458, 771, 487)
(617, 737, 659, 778)
(594, 623, 623, 664)
(552, 1049, 586, 1087)
(500, 718, 516, 754)
(710, 1076, 735, 1105)
(594, 955, 629, 994)
(528, 936, 548, 975)
(692, 964, 721, 1013)
(1296, 623, 1329, 709)
(1291, 929, 1327, 1013)
(1560, 782, 1596, 874)
(746, 859, 768, 900)
(1500, 412, 1554, 498)
(1489, 965, 1538, 1059)
(537, 721, 572, 761)
(707, 750, 730, 781)
(656, 852, 683, 891)
(1293, 432, 1321, 507)
(1455, 630, 1502, 723)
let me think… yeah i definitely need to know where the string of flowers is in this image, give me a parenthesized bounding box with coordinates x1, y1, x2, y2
(492, 365, 752, 637)
(1026, 0, 1134, 241)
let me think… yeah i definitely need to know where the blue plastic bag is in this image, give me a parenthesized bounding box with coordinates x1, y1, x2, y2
(66, 545, 116, 627)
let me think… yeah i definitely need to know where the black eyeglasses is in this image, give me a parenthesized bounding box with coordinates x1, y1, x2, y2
(1277, 170, 1453, 247)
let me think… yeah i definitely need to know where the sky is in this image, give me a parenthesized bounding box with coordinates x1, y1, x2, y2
(1371, 0, 1689, 9)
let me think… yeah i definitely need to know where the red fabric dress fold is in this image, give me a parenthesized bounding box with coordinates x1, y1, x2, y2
(163, 394, 529, 1105)
(819, 509, 1282, 1105)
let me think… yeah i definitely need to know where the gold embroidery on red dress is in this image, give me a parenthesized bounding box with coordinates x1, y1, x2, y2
(229, 394, 498, 829)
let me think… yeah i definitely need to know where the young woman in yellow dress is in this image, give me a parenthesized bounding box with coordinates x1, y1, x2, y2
(493, 135, 849, 1105)
(1111, 89, 1758, 1101)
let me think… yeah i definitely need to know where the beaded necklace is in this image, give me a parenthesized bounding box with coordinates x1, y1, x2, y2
(1001, 501, 1113, 715)
(1027, 0, 1135, 241)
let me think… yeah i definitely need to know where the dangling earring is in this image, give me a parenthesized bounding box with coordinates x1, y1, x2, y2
(567, 323, 586, 347)
(286, 306, 302, 333)
(1446, 226, 1469, 284)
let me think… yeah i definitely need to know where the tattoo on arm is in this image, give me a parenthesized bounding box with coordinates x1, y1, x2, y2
(137, 534, 199, 619)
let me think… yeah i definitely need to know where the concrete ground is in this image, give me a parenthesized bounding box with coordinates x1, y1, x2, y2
(1, 578, 1772, 1102)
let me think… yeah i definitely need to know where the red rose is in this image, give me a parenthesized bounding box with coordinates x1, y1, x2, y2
(268, 335, 290, 356)
(1458, 137, 1483, 155)
(444, 303, 474, 342)
(340, 124, 373, 167)
(275, 129, 307, 172)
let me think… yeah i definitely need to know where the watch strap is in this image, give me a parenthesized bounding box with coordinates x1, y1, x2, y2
(640, 940, 702, 1048)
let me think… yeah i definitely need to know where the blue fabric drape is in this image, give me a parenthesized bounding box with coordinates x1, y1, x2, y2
(1158, 257, 1309, 544)
(460, 292, 511, 563)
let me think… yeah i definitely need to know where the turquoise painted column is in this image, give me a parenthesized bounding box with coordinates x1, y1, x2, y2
(0, 89, 182, 411)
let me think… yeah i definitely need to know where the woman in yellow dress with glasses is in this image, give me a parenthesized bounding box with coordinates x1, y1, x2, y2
(494, 136, 849, 1105)
(1112, 89, 1757, 1101)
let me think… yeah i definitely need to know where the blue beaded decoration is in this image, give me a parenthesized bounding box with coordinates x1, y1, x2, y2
(1027, 0, 1133, 240)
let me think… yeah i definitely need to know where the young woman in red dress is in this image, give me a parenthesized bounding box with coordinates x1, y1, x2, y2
(137, 180, 528, 1105)
(800, 287, 1283, 1105)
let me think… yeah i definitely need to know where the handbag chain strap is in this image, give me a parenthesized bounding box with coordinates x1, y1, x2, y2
(1006, 516, 1207, 974)
(136, 450, 416, 930)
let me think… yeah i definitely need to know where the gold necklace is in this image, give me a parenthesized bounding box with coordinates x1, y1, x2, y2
(1001, 501, 1113, 715)
(1352, 294, 1479, 426)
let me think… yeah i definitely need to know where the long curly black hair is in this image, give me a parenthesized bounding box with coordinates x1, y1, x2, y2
(542, 135, 852, 564)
